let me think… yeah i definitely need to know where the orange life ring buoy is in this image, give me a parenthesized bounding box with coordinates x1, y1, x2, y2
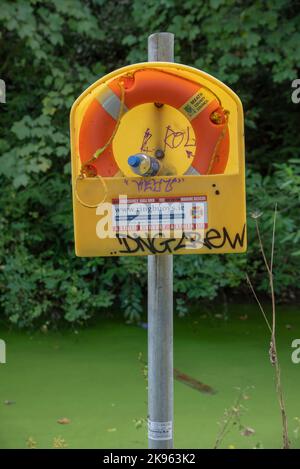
(79, 69, 229, 177)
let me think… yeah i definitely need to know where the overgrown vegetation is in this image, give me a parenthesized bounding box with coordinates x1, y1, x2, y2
(0, 0, 299, 327)
(247, 206, 290, 448)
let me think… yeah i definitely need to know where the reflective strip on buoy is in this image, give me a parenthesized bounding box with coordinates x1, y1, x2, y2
(184, 166, 201, 176)
(97, 87, 128, 120)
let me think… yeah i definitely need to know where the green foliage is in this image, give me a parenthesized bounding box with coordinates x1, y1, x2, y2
(0, 0, 299, 327)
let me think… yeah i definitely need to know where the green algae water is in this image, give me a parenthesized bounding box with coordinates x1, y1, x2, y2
(0, 304, 300, 449)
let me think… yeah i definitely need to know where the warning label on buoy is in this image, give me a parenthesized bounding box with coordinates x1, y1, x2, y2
(111, 195, 208, 235)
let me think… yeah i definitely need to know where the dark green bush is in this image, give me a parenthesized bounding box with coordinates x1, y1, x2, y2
(0, 0, 299, 327)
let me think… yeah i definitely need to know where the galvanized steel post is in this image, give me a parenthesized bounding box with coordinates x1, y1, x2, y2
(147, 32, 174, 449)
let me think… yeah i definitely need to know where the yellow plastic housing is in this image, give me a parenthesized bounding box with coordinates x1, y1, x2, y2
(70, 62, 246, 257)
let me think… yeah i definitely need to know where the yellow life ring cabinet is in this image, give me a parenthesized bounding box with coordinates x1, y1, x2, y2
(70, 62, 246, 256)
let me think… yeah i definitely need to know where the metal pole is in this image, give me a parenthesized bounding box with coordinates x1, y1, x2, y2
(147, 32, 174, 450)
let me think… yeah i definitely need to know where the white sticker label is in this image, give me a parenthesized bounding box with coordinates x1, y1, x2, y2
(148, 420, 173, 441)
(111, 195, 208, 235)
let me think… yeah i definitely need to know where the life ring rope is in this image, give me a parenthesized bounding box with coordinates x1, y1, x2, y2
(207, 110, 229, 175)
(75, 173, 108, 209)
(80, 81, 126, 177)
(75, 81, 126, 208)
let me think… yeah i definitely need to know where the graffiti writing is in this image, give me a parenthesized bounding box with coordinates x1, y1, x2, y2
(140, 127, 154, 153)
(140, 125, 196, 158)
(164, 125, 185, 149)
(184, 126, 196, 147)
(185, 150, 194, 159)
(116, 225, 246, 254)
(124, 177, 184, 193)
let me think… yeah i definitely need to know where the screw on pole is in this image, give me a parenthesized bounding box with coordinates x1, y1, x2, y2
(147, 32, 174, 449)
